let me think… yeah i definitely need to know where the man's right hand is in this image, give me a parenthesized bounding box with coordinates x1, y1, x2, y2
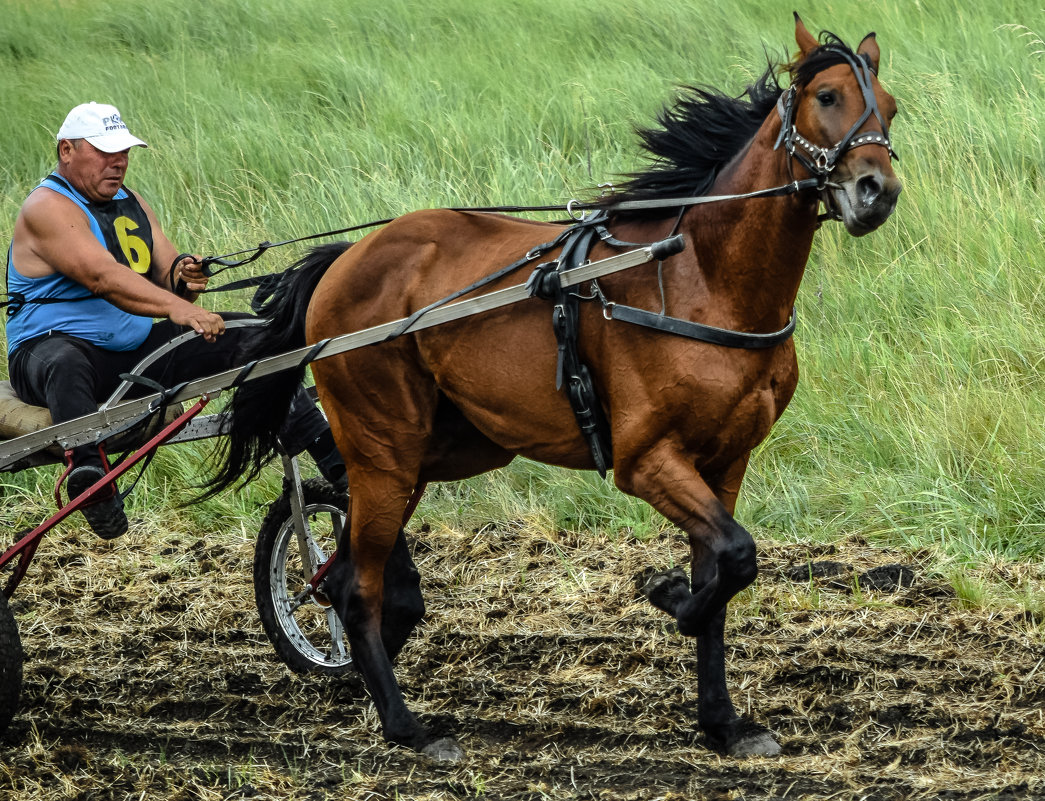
(169, 304, 225, 342)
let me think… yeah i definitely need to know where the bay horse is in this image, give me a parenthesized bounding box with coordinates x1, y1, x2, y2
(210, 14, 900, 760)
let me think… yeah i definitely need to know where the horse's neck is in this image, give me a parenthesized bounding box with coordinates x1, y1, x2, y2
(679, 123, 820, 329)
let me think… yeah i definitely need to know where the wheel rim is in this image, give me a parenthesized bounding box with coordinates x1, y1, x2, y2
(267, 502, 352, 669)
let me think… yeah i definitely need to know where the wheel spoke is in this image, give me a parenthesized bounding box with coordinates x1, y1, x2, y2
(288, 585, 311, 613)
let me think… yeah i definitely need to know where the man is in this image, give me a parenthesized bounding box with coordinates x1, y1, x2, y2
(5, 101, 345, 539)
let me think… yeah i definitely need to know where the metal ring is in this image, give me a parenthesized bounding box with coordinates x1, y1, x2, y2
(566, 199, 586, 221)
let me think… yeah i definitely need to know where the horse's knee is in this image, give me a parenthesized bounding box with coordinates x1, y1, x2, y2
(691, 512, 756, 585)
(324, 529, 425, 662)
(669, 521, 758, 637)
(714, 526, 757, 588)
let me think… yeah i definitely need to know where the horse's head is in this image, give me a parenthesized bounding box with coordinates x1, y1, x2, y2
(778, 14, 902, 236)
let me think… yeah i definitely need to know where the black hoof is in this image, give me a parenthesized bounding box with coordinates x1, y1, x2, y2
(706, 718, 781, 758)
(641, 566, 690, 615)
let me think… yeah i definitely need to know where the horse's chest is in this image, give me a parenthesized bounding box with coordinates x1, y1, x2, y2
(667, 349, 797, 446)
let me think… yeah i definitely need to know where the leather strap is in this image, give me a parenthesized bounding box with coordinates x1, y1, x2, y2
(606, 303, 796, 349)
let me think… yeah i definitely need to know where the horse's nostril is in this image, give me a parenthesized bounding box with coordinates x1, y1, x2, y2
(857, 175, 883, 207)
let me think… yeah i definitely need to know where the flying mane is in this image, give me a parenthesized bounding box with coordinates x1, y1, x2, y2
(601, 32, 859, 218)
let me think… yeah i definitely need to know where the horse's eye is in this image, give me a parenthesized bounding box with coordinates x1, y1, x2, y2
(817, 91, 836, 107)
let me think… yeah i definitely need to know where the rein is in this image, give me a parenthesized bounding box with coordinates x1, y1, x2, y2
(0, 179, 822, 316)
(197, 203, 584, 278)
(196, 44, 896, 281)
(190, 176, 824, 296)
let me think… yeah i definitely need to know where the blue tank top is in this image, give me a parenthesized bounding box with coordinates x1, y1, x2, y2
(5, 174, 156, 355)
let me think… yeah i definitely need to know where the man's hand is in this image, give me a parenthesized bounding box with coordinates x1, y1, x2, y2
(174, 254, 209, 294)
(169, 304, 225, 342)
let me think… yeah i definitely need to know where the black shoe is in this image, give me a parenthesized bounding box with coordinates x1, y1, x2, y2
(67, 465, 129, 540)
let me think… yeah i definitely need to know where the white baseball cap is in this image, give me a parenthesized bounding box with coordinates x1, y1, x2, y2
(56, 102, 148, 153)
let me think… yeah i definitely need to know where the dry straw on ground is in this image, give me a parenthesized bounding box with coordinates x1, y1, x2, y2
(1, 513, 1043, 800)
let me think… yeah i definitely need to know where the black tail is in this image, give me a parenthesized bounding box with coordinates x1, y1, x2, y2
(202, 241, 352, 499)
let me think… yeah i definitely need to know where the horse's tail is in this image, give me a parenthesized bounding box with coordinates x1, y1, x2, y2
(201, 241, 352, 499)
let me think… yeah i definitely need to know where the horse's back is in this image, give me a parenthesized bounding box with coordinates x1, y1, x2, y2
(308, 209, 562, 333)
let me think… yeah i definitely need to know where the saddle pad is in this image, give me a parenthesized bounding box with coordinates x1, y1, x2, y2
(0, 380, 52, 439)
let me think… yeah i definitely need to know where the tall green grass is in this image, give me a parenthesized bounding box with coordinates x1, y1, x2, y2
(2, 1, 1044, 583)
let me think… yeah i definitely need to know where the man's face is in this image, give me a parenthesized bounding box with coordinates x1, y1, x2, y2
(58, 139, 130, 202)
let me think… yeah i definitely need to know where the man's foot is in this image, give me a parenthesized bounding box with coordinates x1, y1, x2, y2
(67, 465, 129, 540)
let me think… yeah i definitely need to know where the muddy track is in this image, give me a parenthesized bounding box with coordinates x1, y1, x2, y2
(1, 522, 1043, 800)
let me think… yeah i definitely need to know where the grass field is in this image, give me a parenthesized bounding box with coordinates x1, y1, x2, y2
(2, 2, 1044, 602)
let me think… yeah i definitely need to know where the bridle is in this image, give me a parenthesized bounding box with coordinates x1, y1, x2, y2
(773, 44, 898, 195)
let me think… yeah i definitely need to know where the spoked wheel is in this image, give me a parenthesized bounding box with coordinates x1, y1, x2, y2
(0, 591, 23, 735)
(254, 477, 354, 676)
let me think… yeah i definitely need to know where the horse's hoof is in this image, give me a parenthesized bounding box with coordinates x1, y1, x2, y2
(708, 719, 782, 758)
(421, 736, 464, 763)
(727, 730, 781, 758)
(641, 566, 689, 614)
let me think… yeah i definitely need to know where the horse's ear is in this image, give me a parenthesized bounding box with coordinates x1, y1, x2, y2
(857, 32, 881, 73)
(793, 12, 818, 57)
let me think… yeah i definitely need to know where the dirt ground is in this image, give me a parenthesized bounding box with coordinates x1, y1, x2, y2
(1, 512, 1043, 800)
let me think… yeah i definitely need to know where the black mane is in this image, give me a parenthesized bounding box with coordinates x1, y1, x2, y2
(599, 31, 858, 218)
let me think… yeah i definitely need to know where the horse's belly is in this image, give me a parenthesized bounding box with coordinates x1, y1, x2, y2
(437, 376, 594, 468)
(417, 313, 602, 468)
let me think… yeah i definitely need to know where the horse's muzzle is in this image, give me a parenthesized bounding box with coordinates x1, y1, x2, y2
(830, 168, 902, 236)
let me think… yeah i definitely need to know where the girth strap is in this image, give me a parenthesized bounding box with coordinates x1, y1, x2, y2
(534, 214, 615, 477)
(605, 303, 796, 348)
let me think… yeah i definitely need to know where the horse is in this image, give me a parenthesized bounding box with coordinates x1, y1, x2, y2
(208, 14, 900, 761)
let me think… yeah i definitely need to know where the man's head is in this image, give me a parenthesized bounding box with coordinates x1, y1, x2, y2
(55, 102, 148, 202)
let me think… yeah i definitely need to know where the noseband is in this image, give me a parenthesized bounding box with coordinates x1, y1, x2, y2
(773, 45, 898, 189)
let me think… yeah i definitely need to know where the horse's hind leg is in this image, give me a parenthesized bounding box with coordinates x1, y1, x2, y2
(322, 469, 462, 762)
(618, 447, 781, 757)
(380, 527, 424, 661)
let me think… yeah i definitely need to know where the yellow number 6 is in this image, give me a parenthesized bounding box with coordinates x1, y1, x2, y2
(115, 216, 151, 274)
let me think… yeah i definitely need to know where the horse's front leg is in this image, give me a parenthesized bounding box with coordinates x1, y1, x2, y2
(618, 447, 781, 757)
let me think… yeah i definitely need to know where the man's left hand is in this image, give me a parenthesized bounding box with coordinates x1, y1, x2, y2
(175, 255, 209, 294)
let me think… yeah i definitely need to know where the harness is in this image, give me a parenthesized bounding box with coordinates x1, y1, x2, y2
(522, 210, 797, 476)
